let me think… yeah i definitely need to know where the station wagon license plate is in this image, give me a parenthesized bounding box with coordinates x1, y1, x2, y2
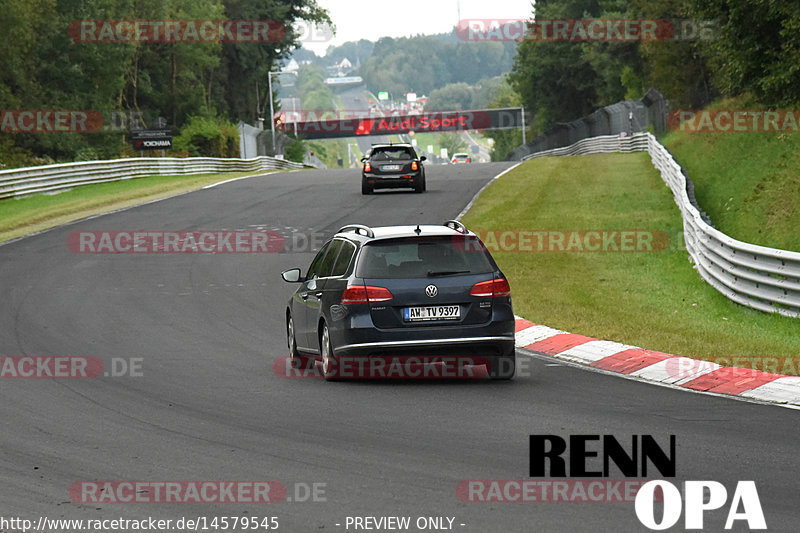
(381, 164, 401, 171)
(404, 305, 460, 321)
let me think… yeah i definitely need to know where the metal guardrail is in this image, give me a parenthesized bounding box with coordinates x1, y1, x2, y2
(521, 133, 650, 159)
(522, 132, 800, 318)
(506, 88, 668, 160)
(0, 156, 310, 200)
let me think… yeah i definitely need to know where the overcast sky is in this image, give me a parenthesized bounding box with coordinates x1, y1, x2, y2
(302, 0, 535, 56)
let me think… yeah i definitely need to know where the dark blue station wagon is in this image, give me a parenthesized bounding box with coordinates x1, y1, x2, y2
(281, 221, 516, 380)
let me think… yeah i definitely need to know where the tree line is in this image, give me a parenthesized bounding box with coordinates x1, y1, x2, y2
(356, 34, 517, 99)
(510, 0, 800, 133)
(0, 0, 329, 168)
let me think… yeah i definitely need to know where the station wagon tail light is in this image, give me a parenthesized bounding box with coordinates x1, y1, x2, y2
(341, 284, 393, 304)
(364, 162, 371, 172)
(470, 278, 511, 297)
(411, 161, 418, 171)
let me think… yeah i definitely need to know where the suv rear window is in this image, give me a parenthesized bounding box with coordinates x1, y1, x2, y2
(356, 236, 494, 279)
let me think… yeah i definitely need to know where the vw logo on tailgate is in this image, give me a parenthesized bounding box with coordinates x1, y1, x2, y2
(425, 284, 438, 298)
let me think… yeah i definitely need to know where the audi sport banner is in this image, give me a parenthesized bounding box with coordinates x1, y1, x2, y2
(130, 129, 173, 150)
(285, 108, 524, 139)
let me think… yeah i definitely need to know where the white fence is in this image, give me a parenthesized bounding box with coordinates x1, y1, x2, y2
(523, 133, 800, 318)
(0, 156, 309, 200)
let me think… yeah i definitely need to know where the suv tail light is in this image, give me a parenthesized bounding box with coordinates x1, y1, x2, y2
(470, 278, 511, 297)
(411, 161, 418, 171)
(364, 162, 372, 172)
(341, 284, 393, 304)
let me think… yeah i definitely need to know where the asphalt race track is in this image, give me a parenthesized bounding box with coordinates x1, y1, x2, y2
(1, 163, 798, 532)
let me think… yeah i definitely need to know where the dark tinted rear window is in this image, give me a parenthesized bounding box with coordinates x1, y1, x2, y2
(370, 147, 415, 161)
(356, 236, 494, 279)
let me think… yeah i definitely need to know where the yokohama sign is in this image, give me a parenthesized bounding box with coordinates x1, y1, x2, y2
(288, 108, 524, 139)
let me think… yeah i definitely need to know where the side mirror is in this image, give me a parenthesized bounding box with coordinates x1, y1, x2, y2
(281, 268, 304, 283)
(420, 156, 427, 161)
(360, 156, 367, 163)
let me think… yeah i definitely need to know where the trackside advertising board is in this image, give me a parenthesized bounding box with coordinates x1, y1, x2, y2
(286, 108, 524, 139)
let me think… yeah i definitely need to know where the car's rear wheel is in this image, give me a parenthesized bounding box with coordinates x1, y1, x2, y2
(414, 176, 424, 193)
(320, 323, 341, 381)
(362, 179, 373, 195)
(489, 355, 515, 380)
(287, 314, 311, 369)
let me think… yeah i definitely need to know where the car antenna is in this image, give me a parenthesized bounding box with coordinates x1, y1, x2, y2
(414, 224, 422, 235)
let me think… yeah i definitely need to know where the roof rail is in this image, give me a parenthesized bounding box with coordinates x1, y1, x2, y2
(443, 220, 468, 234)
(338, 224, 375, 238)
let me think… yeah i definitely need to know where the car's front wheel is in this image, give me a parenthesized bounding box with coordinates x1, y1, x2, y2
(287, 314, 311, 369)
(320, 323, 341, 381)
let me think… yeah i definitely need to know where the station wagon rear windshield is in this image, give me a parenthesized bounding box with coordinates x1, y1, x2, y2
(356, 236, 494, 279)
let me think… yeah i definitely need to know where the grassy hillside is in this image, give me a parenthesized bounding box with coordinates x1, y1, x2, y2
(461, 153, 800, 366)
(661, 96, 800, 251)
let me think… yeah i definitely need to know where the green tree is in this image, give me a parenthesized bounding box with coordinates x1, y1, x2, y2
(173, 115, 239, 157)
(216, 0, 331, 123)
(691, 0, 800, 106)
(426, 83, 475, 110)
(633, 0, 714, 107)
(296, 64, 335, 110)
(509, 0, 606, 129)
(284, 136, 306, 162)
(325, 39, 374, 66)
(303, 89, 334, 110)
(0, 0, 331, 167)
(508, 0, 717, 128)
(357, 35, 516, 98)
(439, 132, 467, 157)
(482, 79, 523, 161)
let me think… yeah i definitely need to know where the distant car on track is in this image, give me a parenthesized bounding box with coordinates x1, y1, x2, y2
(361, 143, 426, 194)
(281, 221, 516, 380)
(450, 153, 472, 164)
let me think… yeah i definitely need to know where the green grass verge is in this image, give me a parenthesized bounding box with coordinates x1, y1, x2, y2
(661, 96, 800, 251)
(412, 132, 443, 156)
(0, 171, 270, 243)
(307, 138, 353, 169)
(461, 152, 800, 372)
